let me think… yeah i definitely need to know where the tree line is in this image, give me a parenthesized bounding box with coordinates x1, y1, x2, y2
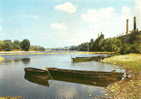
(0, 39, 45, 51)
(70, 31, 141, 54)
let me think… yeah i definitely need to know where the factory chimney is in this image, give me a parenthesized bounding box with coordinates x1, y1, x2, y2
(133, 16, 137, 31)
(126, 19, 129, 34)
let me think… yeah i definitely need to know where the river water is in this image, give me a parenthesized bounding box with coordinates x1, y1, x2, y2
(0, 51, 124, 99)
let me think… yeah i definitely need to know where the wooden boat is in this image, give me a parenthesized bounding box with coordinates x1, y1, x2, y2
(72, 55, 112, 63)
(24, 67, 124, 87)
(24, 68, 49, 86)
(24, 67, 48, 75)
(48, 68, 124, 80)
(25, 73, 49, 86)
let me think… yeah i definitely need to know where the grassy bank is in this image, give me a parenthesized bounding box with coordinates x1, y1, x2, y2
(77, 51, 115, 54)
(102, 54, 141, 71)
(102, 54, 141, 99)
(0, 51, 115, 56)
(0, 57, 5, 62)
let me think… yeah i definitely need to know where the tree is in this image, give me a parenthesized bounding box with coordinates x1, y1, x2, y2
(20, 39, 30, 51)
(93, 33, 104, 51)
(13, 40, 20, 50)
(3, 40, 14, 51)
(0, 41, 5, 51)
(89, 39, 95, 51)
(30, 45, 45, 51)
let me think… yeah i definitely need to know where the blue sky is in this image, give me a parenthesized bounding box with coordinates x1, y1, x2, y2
(0, 0, 135, 48)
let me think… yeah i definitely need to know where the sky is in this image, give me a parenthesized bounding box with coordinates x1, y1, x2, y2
(0, 0, 138, 48)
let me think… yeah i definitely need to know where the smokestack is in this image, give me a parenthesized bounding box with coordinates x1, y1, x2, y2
(126, 19, 129, 34)
(133, 16, 137, 31)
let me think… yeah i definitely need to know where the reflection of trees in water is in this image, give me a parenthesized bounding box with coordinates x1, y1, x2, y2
(4, 58, 31, 65)
(21, 58, 30, 65)
(14, 59, 21, 63)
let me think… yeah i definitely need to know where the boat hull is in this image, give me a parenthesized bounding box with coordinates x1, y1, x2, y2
(48, 68, 124, 83)
(24, 67, 124, 87)
(72, 55, 112, 63)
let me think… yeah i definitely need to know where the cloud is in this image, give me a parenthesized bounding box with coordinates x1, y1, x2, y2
(81, 8, 117, 23)
(135, 0, 141, 28)
(55, 2, 77, 14)
(49, 7, 133, 46)
(81, 7, 133, 37)
(50, 23, 67, 30)
(56, 87, 78, 98)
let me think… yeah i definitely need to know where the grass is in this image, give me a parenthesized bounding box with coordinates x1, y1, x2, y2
(102, 54, 141, 71)
(102, 54, 141, 99)
(0, 51, 115, 56)
(77, 51, 115, 55)
(0, 96, 22, 99)
(107, 80, 141, 99)
(0, 56, 5, 62)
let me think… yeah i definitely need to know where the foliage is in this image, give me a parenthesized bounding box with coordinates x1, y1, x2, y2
(20, 39, 30, 51)
(102, 54, 141, 71)
(0, 57, 5, 62)
(13, 40, 21, 50)
(30, 45, 45, 51)
(0, 40, 13, 51)
(70, 31, 141, 54)
(0, 39, 45, 51)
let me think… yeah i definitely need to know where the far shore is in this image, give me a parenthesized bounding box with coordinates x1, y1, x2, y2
(0, 50, 115, 55)
(0, 56, 5, 62)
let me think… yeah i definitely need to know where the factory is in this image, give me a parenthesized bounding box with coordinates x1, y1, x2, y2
(125, 16, 139, 35)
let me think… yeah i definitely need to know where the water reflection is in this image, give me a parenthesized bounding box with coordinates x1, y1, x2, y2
(24, 73, 49, 87)
(21, 58, 31, 65)
(3, 58, 31, 65)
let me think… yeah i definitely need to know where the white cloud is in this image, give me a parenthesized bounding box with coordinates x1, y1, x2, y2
(50, 23, 67, 30)
(55, 2, 77, 14)
(49, 6, 133, 47)
(135, 0, 141, 28)
(49, 7, 133, 46)
(121, 7, 132, 18)
(81, 7, 133, 37)
(81, 7, 117, 23)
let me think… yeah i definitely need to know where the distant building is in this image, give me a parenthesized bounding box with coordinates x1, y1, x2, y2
(125, 16, 139, 35)
(133, 16, 137, 31)
(126, 19, 129, 34)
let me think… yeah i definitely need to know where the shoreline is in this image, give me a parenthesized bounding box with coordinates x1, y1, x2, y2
(102, 53, 141, 99)
(102, 53, 141, 71)
(0, 56, 5, 62)
(0, 51, 115, 55)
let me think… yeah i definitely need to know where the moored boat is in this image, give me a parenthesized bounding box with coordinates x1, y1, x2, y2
(24, 67, 48, 75)
(47, 68, 124, 81)
(72, 55, 112, 63)
(24, 67, 124, 87)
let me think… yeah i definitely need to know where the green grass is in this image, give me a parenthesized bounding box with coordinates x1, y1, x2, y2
(0, 57, 4, 62)
(102, 54, 141, 71)
(102, 54, 141, 98)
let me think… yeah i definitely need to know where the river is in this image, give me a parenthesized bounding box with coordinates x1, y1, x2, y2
(0, 51, 124, 99)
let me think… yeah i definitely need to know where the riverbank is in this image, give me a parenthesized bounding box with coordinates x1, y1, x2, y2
(102, 54, 141, 99)
(0, 57, 5, 62)
(0, 51, 115, 56)
(102, 54, 141, 71)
